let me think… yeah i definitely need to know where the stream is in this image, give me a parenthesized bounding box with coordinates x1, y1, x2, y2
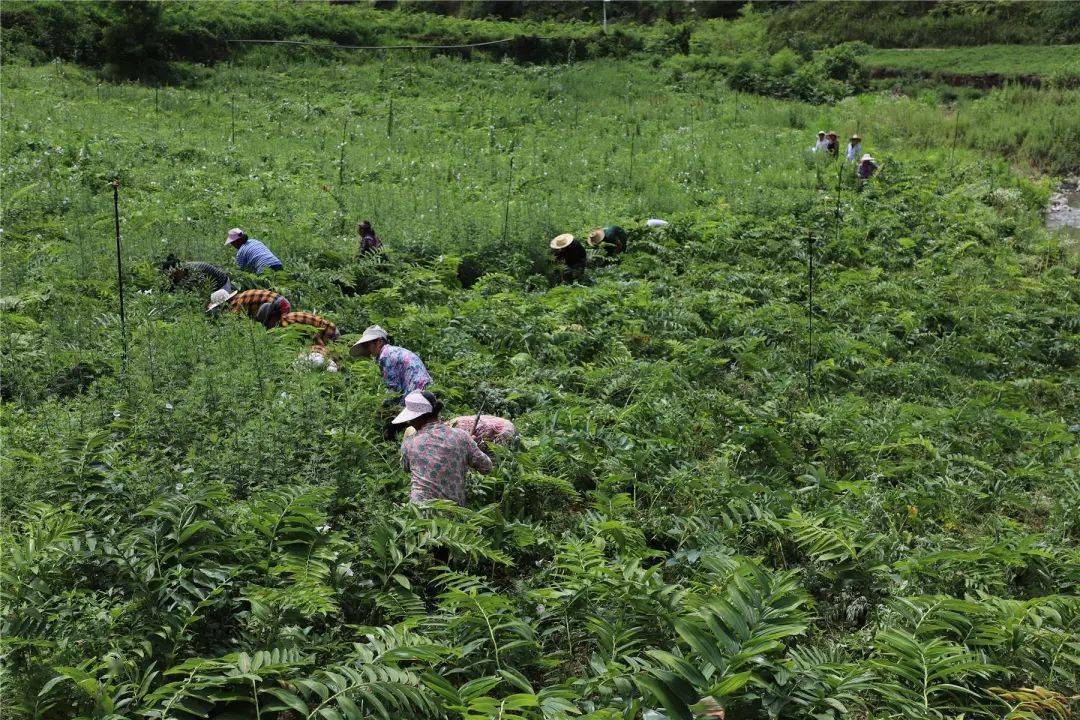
(1047, 179, 1080, 246)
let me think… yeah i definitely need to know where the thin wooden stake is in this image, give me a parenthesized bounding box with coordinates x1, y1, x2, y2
(387, 95, 394, 140)
(111, 180, 128, 361)
(500, 155, 514, 244)
(806, 230, 814, 398)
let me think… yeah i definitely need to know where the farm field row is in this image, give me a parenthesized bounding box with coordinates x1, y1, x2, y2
(862, 44, 1080, 83)
(2, 54, 1078, 719)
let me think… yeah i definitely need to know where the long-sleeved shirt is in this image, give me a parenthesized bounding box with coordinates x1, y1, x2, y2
(279, 311, 339, 343)
(598, 226, 627, 256)
(228, 289, 290, 317)
(378, 344, 432, 395)
(176, 261, 232, 291)
(846, 143, 862, 162)
(360, 231, 382, 254)
(401, 421, 492, 505)
(554, 240, 587, 269)
(812, 139, 828, 153)
(450, 415, 519, 446)
(857, 161, 879, 180)
(235, 239, 283, 274)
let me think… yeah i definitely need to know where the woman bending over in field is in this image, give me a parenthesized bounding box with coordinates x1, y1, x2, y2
(550, 233, 587, 283)
(160, 254, 234, 292)
(448, 414, 520, 456)
(394, 390, 492, 506)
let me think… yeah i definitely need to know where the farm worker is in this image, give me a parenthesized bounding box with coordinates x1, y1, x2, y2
(207, 288, 291, 319)
(587, 226, 628, 256)
(358, 220, 382, 255)
(160, 254, 234, 292)
(449, 414, 520, 454)
(846, 134, 863, 162)
(811, 130, 828, 152)
(857, 154, 879, 180)
(824, 131, 840, 157)
(350, 325, 432, 396)
(394, 390, 492, 505)
(278, 310, 341, 344)
(225, 228, 283, 274)
(550, 233, 586, 282)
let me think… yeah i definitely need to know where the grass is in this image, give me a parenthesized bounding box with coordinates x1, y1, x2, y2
(862, 44, 1080, 83)
(2, 53, 1078, 720)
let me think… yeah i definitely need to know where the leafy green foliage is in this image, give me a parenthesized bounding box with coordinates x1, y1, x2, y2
(1, 40, 1077, 720)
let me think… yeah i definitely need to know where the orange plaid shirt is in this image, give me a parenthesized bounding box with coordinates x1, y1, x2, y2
(280, 311, 338, 343)
(228, 289, 290, 317)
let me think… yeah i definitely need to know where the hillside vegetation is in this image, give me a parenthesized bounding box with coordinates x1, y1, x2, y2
(2, 49, 1078, 720)
(862, 45, 1080, 86)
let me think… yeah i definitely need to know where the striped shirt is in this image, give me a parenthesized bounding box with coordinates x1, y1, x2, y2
(401, 421, 492, 505)
(228, 289, 290, 317)
(235, 238, 283, 274)
(176, 261, 231, 291)
(280, 312, 339, 343)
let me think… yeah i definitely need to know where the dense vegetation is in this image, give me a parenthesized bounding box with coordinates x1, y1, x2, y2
(2, 11, 1078, 720)
(862, 45, 1080, 86)
(763, 1, 1080, 48)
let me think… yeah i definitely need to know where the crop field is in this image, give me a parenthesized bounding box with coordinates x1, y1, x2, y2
(862, 44, 1080, 83)
(2, 44, 1079, 720)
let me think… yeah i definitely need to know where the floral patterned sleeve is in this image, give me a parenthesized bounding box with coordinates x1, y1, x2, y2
(465, 435, 493, 475)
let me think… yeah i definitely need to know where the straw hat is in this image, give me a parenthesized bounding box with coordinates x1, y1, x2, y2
(817, 130, 826, 136)
(851, 134, 862, 141)
(392, 390, 433, 425)
(587, 229, 605, 246)
(826, 131, 838, 138)
(206, 287, 238, 311)
(550, 233, 575, 250)
(860, 154, 874, 163)
(349, 324, 388, 357)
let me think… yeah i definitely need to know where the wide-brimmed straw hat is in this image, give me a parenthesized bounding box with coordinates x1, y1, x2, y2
(817, 130, 826, 136)
(851, 134, 862, 141)
(349, 324, 388, 356)
(860, 153, 874, 163)
(225, 228, 245, 246)
(550, 233, 574, 250)
(206, 287, 238, 311)
(392, 390, 433, 425)
(826, 131, 838, 138)
(587, 229, 605, 246)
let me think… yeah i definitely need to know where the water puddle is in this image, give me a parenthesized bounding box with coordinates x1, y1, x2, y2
(1047, 178, 1080, 246)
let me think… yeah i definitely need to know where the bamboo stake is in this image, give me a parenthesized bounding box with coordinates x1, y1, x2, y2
(111, 180, 128, 363)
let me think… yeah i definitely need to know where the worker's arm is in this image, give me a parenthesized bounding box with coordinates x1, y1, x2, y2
(465, 436, 493, 475)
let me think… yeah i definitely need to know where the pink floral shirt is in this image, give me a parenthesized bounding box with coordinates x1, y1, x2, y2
(400, 421, 492, 505)
(449, 415, 519, 445)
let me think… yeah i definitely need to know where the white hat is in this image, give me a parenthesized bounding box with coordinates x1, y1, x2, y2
(225, 228, 245, 245)
(392, 390, 433, 425)
(817, 130, 826, 136)
(206, 287, 238, 311)
(550, 233, 574, 250)
(646, 218, 669, 228)
(860, 154, 874, 163)
(349, 324, 388, 356)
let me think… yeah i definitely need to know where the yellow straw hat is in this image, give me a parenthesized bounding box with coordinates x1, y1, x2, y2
(587, 229, 605, 246)
(550, 233, 574, 250)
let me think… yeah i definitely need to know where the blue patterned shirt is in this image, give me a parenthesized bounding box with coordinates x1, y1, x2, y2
(235, 238, 283, 274)
(401, 421, 492, 505)
(378, 344, 432, 395)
